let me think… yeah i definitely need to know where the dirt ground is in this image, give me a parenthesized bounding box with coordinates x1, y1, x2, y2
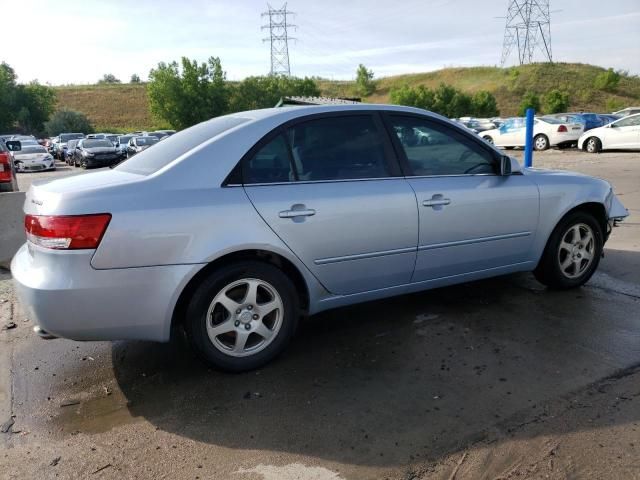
(1, 149, 639, 480)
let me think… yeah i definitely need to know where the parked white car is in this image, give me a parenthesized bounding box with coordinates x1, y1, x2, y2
(613, 107, 640, 117)
(12, 145, 56, 172)
(578, 113, 640, 153)
(482, 116, 584, 150)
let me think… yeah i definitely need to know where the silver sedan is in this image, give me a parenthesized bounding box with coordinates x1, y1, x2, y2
(11, 105, 629, 371)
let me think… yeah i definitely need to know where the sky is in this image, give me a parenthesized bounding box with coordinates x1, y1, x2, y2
(4, 0, 640, 85)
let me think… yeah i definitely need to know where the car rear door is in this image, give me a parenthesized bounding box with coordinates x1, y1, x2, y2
(243, 113, 419, 295)
(383, 114, 539, 282)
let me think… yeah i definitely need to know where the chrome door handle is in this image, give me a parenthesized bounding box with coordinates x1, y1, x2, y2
(279, 208, 316, 218)
(422, 199, 451, 207)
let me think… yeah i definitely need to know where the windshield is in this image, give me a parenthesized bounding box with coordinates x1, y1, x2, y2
(117, 115, 249, 175)
(118, 135, 133, 144)
(20, 146, 47, 154)
(83, 139, 113, 148)
(135, 137, 159, 146)
(540, 116, 564, 124)
(60, 133, 84, 142)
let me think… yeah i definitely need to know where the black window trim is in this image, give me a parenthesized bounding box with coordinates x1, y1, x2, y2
(379, 111, 504, 178)
(225, 110, 403, 187)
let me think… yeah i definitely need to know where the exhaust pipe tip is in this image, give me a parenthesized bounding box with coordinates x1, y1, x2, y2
(33, 326, 57, 340)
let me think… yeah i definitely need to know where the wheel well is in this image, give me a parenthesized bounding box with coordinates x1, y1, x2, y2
(565, 202, 608, 236)
(170, 249, 310, 335)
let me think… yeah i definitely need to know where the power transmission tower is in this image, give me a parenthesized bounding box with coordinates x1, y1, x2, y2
(261, 3, 296, 76)
(500, 0, 553, 66)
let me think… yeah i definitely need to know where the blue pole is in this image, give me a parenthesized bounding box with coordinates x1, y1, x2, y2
(524, 107, 535, 168)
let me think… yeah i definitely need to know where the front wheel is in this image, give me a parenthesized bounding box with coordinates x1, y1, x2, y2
(185, 261, 299, 372)
(483, 136, 493, 145)
(534, 211, 603, 289)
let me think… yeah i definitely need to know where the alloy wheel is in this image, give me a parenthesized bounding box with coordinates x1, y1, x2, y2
(557, 223, 595, 279)
(205, 278, 283, 357)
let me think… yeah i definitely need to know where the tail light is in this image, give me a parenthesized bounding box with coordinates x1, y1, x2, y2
(25, 214, 111, 250)
(557, 125, 568, 133)
(0, 152, 13, 183)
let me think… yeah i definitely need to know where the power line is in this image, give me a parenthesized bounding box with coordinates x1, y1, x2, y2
(261, 3, 296, 76)
(500, 0, 553, 66)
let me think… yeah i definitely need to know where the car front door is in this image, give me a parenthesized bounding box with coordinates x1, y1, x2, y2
(384, 114, 540, 283)
(603, 115, 640, 149)
(243, 113, 418, 295)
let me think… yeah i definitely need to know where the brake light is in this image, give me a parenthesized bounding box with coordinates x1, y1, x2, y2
(557, 125, 568, 133)
(25, 214, 112, 249)
(0, 152, 12, 183)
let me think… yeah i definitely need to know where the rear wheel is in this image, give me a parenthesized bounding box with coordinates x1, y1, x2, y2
(585, 137, 601, 153)
(534, 211, 603, 289)
(185, 261, 299, 372)
(534, 134, 549, 151)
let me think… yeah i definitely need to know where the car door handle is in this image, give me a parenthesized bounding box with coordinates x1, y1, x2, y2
(422, 198, 451, 207)
(279, 208, 316, 218)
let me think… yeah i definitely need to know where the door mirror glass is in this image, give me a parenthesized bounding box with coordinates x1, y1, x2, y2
(500, 155, 512, 176)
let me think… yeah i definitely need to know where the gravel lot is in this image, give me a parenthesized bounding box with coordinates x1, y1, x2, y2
(2, 148, 640, 479)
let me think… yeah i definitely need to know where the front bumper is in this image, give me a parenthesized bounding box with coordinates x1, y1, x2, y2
(11, 243, 201, 342)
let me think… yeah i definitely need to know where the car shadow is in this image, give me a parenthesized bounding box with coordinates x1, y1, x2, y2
(111, 248, 640, 467)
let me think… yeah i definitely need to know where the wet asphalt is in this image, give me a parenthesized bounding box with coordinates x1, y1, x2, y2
(1, 150, 639, 479)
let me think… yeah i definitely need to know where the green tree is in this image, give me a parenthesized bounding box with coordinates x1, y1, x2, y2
(355, 64, 375, 96)
(471, 91, 499, 117)
(229, 75, 320, 112)
(389, 85, 435, 111)
(130, 74, 141, 83)
(14, 82, 57, 135)
(0, 62, 18, 132)
(594, 68, 620, 92)
(147, 56, 230, 129)
(518, 91, 541, 116)
(543, 89, 570, 114)
(432, 83, 459, 117)
(98, 73, 121, 84)
(44, 110, 93, 136)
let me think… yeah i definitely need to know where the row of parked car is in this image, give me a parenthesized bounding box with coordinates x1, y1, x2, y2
(50, 130, 175, 169)
(452, 107, 640, 152)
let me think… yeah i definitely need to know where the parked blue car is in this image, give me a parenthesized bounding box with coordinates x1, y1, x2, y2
(548, 113, 604, 131)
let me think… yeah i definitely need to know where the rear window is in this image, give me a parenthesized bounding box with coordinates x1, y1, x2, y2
(116, 115, 249, 175)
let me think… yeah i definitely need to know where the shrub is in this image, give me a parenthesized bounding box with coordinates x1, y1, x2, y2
(594, 68, 620, 92)
(44, 110, 94, 136)
(543, 89, 570, 114)
(518, 92, 541, 116)
(355, 64, 376, 96)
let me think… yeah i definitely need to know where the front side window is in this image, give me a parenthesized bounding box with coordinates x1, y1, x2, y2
(389, 116, 496, 176)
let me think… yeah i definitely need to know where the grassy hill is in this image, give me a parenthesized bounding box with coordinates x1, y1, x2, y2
(53, 63, 640, 131)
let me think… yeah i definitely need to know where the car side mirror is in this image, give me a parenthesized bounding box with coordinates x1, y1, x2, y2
(5, 140, 21, 152)
(500, 155, 512, 176)
(609, 123, 618, 128)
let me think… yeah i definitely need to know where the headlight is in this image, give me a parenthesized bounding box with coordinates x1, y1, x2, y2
(83, 151, 94, 157)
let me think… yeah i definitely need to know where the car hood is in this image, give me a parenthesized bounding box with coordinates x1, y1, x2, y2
(13, 152, 50, 160)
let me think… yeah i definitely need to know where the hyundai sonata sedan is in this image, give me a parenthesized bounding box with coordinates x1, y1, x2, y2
(12, 105, 629, 371)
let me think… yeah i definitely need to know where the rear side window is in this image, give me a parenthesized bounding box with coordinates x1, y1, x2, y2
(246, 134, 295, 184)
(244, 115, 390, 184)
(389, 115, 496, 176)
(117, 116, 249, 175)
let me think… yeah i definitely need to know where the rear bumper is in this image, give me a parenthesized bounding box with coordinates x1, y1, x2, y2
(11, 243, 202, 342)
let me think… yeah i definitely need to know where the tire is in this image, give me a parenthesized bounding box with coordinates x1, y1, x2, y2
(534, 211, 603, 289)
(483, 136, 493, 145)
(185, 261, 299, 372)
(14, 161, 23, 173)
(585, 137, 601, 154)
(534, 134, 549, 151)
(81, 159, 87, 169)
